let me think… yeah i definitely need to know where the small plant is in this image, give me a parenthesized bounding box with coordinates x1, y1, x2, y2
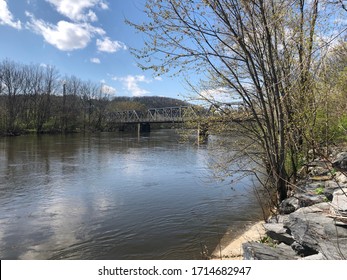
(330, 168, 337, 176)
(315, 186, 325, 195)
(259, 236, 277, 247)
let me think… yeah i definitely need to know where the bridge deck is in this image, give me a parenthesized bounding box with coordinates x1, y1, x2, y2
(107, 106, 198, 124)
(107, 103, 245, 124)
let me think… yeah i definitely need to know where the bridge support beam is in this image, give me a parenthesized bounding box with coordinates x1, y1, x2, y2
(137, 122, 151, 134)
(197, 123, 208, 144)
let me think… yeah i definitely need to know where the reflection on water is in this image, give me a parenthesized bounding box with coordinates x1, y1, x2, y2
(0, 130, 263, 259)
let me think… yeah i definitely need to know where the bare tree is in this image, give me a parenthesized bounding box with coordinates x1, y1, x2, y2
(80, 80, 99, 131)
(129, 0, 344, 203)
(38, 65, 59, 132)
(0, 59, 25, 134)
(61, 75, 83, 133)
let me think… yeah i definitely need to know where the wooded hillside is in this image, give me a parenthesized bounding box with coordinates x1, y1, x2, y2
(0, 59, 190, 135)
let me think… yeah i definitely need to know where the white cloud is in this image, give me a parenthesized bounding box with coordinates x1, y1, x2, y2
(113, 75, 151, 97)
(96, 37, 127, 53)
(200, 87, 239, 104)
(86, 10, 97, 22)
(24, 1, 124, 54)
(90, 57, 100, 64)
(99, 1, 108, 10)
(26, 12, 105, 51)
(101, 84, 116, 95)
(46, 0, 108, 22)
(0, 0, 22, 29)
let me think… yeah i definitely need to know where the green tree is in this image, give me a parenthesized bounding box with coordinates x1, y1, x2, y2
(314, 41, 347, 148)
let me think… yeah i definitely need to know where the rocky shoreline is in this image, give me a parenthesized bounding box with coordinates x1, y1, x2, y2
(242, 150, 347, 260)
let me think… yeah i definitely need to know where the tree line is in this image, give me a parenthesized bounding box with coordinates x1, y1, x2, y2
(0, 59, 189, 135)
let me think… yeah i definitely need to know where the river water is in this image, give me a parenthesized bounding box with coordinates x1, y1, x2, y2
(0, 129, 263, 260)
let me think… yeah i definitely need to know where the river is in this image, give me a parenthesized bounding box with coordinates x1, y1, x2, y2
(0, 129, 263, 259)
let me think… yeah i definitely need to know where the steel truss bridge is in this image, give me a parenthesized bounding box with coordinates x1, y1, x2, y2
(107, 106, 202, 124)
(107, 103, 244, 125)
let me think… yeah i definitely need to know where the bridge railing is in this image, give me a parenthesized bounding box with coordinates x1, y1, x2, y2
(107, 103, 247, 124)
(108, 106, 202, 124)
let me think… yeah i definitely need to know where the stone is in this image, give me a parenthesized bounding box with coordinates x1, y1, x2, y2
(332, 152, 347, 171)
(242, 242, 299, 260)
(300, 252, 326, 260)
(324, 181, 341, 201)
(263, 223, 294, 245)
(284, 206, 347, 259)
(300, 182, 324, 193)
(267, 214, 289, 224)
(307, 160, 331, 169)
(325, 180, 340, 190)
(295, 193, 326, 207)
(307, 202, 331, 212)
(291, 241, 318, 257)
(330, 188, 347, 217)
(276, 243, 292, 250)
(324, 191, 334, 202)
(309, 166, 330, 177)
(279, 197, 299, 214)
(335, 172, 347, 184)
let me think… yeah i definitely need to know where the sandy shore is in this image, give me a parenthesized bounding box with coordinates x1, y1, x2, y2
(211, 221, 265, 260)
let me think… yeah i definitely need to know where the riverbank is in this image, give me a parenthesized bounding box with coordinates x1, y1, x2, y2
(212, 146, 347, 260)
(211, 221, 266, 259)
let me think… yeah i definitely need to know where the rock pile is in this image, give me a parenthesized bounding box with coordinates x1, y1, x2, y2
(243, 152, 347, 260)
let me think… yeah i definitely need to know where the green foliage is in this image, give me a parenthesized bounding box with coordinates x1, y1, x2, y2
(315, 186, 325, 195)
(311, 42, 347, 146)
(312, 108, 347, 145)
(259, 236, 277, 248)
(330, 168, 337, 176)
(337, 115, 347, 141)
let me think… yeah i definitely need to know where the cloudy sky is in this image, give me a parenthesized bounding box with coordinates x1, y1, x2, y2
(0, 0, 185, 98)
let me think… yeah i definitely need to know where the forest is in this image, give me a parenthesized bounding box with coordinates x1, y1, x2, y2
(0, 59, 189, 135)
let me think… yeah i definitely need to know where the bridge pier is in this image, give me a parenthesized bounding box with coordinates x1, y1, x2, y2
(137, 122, 151, 134)
(197, 123, 208, 144)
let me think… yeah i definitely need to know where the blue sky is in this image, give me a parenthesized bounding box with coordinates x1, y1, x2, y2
(1, 1, 345, 102)
(0, 0, 187, 99)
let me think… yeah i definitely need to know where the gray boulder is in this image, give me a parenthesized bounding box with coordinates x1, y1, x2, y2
(291, 241, 318, 256)
(330, 188, 347, 219)
(324, 181, 341, 201)
(242, 242, 299, 260)
(284, 204, 347, 259)
(309, 166, 330, 176)
(263, 223, 294, 245)
(335, 172, 347, 184)
(332, 152, 347, 171)
(267, 214, 289, 224)
(300, 252, 326, 260)
(307, 160, 331, 169)
(279, 197, 299, 214)
(325, 180, 340, 190)
(295, 193, 326, 207)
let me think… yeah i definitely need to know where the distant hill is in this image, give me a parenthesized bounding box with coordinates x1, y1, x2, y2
(111, 96, 191, 109)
